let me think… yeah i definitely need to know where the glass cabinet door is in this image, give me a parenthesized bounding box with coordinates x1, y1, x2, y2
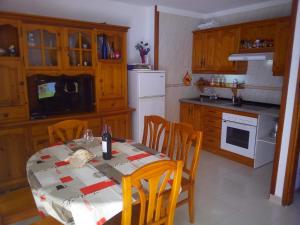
(97, 31, 123, 61)
(24, 25, 60, 68)
(67, 30, 93, 68)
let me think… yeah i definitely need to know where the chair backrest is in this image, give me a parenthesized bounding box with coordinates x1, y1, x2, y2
(142, 115, 171, 154)
(121, 160, 183, 225)
(168, 122, 202, 183)
(48, 120, 88, 144)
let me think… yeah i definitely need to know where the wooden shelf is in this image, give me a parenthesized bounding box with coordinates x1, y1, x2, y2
(98, 59, 122, 63)
(198, 83, 244, 89)
(197, 82, 244, 96)
(239, 47, 274, 53)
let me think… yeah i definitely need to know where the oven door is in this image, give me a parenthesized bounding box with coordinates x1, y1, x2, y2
(221, 120, 257, 158)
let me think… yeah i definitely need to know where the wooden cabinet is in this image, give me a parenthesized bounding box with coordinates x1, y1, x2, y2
(102, 113, 131, 139)
(96, 62, 127, 111)
(23, 24, 62, 69)
(273, 20, 291, 76)
(202, 106, 222, 152)
(217, 28, 247, 73)
(64, 28, 95, 69)
(0, 11, 132, 192)
(180, 103, 221, 153)
(0, 58, 28, 122)
(179, 102, 194, 125)
(192, 31, 218, 73)
(192, 28, 246, 74)
(0, 128, 29, 191)
(192, 17, 290, 75)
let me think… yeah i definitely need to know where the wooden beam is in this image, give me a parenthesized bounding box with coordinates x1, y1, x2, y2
(270, 0, 298, 199)
(154, 5, 159, 70)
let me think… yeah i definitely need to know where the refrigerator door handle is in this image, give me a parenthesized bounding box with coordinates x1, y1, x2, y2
(139, 95, 165, 99)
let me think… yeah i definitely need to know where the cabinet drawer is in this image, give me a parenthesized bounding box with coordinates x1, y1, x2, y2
(98, 99, 126, 111)
(0, 106, 27, 122)
(203, 117, 221, 128)
(203, 136, 220, 149)
(204, 127, 221, 138)
(203, 107, 222, 118)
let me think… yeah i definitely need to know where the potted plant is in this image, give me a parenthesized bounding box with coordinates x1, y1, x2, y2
(135, 41, 150, 64)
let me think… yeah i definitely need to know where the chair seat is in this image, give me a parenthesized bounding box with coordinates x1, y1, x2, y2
(31, 216, 62, 225)
(0, 187, 38, 225)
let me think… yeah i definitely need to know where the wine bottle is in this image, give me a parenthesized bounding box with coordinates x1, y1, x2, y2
(102, 125, 112, 160)
(101, 35, 108, 60)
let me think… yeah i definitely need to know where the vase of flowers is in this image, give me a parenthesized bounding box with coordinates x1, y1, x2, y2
(135, 41, 150, 64)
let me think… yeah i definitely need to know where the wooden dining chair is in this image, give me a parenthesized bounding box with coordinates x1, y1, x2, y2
(168, 122, 203, 223)
(142, 115, 171, 155)
(48, 119, 88, 144)
(106, 160, 183, 225)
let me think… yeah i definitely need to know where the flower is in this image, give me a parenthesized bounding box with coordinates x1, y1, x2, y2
(135, 41, 150, 56)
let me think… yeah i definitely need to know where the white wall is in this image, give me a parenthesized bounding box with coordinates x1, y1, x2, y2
(0, 0, 154, 63)
(275, 2, 300, 198)
(158, 12, 200, 122)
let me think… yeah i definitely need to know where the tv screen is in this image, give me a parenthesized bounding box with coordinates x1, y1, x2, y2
(38, 82, 56, 99)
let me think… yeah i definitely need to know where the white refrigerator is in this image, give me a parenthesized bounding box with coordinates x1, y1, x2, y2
(128, 70, 166, 143)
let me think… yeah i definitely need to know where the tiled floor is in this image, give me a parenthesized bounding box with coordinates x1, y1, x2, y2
(12, 151, 300, 225)
(174, 151, 300, 225)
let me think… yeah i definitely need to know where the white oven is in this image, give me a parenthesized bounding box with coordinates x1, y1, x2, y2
(221, 113, 258, 158)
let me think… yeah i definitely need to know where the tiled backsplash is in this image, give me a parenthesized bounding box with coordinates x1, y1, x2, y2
(193, 61, 283, 104)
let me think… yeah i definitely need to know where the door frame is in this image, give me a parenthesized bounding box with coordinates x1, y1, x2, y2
(270, 0, 300, 205)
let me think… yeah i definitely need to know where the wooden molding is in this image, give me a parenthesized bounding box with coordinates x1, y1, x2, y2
(0, 11, 129, 32)
(154, 5, 159, 70)
(270, 0, 298, 199)
(282, 58, 300, 205)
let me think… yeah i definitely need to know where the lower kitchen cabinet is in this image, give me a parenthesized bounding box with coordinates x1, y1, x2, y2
(179, 102, 194, 125)
(0, 127, 29, 192)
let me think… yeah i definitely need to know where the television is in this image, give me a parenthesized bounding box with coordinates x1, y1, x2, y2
(27, 74, 95, 119)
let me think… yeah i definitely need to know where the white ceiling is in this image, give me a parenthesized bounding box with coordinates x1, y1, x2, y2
(109, 0, 290, 14)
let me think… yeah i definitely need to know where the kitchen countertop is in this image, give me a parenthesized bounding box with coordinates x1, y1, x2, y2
(180, 97, 280, 117)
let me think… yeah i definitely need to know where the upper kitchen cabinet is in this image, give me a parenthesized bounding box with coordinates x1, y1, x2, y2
(64, 28, 95, 69)
(273, 19, 291, 76)
(192, 27, 246, 74)
(217, 28, 247, 73)
(192, 31, 217, 73)
(240, 20, 276, 53)
(23, 24, 62, 69)
(192, 17, 291, 76)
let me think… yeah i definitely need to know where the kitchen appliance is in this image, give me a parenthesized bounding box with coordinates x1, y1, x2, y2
(221, 113, 258, 158)
(228, 52, 273, 61)
(128, 70, 165, 142)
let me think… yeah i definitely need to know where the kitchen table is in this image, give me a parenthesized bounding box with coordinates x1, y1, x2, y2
(26, 139, 169, 225)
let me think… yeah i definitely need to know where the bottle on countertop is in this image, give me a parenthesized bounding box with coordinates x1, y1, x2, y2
(102, 124, 112, 160)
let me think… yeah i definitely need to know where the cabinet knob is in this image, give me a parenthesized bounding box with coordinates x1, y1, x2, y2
(0, 147, 4, 152)
(19, 81, 24, 86)
(3, 113, 8, 118)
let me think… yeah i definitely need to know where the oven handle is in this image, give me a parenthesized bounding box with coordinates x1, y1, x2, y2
(222, 119, 257, 127)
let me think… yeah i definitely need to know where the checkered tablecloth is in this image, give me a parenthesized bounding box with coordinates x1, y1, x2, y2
(26, 139, 169, 225)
